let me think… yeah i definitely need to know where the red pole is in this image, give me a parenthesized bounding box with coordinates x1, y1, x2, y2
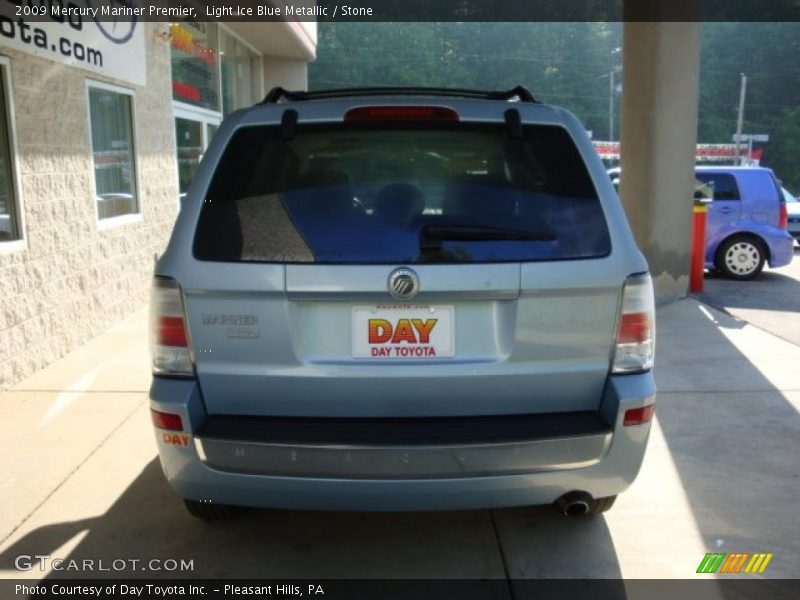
(690, 202, 708, 293)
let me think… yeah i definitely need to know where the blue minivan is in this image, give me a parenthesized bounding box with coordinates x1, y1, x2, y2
(610, 166, 793, 279)
(695, 167, 793, 279)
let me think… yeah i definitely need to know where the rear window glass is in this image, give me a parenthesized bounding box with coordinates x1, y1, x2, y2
(193, 123, 610, 263)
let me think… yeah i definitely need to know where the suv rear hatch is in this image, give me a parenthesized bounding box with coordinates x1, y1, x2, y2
(183, 108, 622, 417)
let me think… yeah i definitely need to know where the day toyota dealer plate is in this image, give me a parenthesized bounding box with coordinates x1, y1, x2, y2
(352, 305, 455, 359)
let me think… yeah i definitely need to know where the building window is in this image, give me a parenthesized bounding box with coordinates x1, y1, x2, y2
(220, 29, 261, 116)
(87, 83, 139, 220)
(170, 22, 220, 111)
(175, 117, 204, 195)
(0, 64, 20, 243)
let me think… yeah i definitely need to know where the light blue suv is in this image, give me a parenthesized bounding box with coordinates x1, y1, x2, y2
(150, 87, 657, 520)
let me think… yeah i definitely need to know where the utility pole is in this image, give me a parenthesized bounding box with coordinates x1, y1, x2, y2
(609, 47, 621, 143)
(734, 73, 747, 165)
(609, 69, 615, 143)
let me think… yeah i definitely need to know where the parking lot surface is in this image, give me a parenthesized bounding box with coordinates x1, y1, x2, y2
(0, 297, 798, 583)
(698, 246, 800, 345)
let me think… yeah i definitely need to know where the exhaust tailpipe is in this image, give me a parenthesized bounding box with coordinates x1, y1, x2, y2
(556, 491, 593, 517)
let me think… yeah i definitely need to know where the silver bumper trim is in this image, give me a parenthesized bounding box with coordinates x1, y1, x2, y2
(194, 433, 613, 479)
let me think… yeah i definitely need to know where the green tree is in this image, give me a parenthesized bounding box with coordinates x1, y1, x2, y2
(309, 22, 800, 185)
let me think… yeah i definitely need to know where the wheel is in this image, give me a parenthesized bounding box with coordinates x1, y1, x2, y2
(184, 499, 245, 521)
(714, 235, 766, 280)
(587, 495, 617, 515)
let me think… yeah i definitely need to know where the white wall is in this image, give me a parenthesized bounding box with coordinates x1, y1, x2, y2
(263, 57, 309, 92)
(0, 24, 179, 390)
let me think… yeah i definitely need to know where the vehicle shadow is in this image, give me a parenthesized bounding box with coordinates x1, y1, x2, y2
(653, 299, 800, 579)
(699, 274, 800, 310)
(0, 459, 623, 582)
(697, 247, 800, 313)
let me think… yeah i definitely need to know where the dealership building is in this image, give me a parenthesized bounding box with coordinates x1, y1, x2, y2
(0, 11, 316, 390)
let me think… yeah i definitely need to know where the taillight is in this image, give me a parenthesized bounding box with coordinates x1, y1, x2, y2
(623, 404, 655, 426)
(158, 316, 187, 347)
(150, 277, 194, 377)
(150, 409, 184, 431)
(612, 273, 656, 374)
(779, 203, 788, 230)
(344, 105, 459, 123)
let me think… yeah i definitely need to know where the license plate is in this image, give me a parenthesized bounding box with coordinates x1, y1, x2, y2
(352, 305, 455, 359)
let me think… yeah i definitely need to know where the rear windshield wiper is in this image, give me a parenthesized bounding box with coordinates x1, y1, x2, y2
(420, 225, 556, 251)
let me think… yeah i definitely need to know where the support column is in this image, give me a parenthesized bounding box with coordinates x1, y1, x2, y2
(619, 21, 701, 303)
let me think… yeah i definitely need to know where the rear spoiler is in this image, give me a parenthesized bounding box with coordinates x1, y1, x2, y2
(261, 86, 538, 105)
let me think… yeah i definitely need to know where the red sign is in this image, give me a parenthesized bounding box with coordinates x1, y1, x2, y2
(594, 142, 761, 163)
(173, 82, 201, 103)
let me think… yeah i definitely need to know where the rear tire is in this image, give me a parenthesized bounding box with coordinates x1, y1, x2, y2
(715, 235, 766, 280)
(184, 499, 245, 522)
(587, 495, 617, 515)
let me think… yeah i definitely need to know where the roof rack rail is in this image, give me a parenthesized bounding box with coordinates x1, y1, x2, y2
(261, 86, 537, 105)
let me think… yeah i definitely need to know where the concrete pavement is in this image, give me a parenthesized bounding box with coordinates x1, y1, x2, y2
(0, 299, 798, 581)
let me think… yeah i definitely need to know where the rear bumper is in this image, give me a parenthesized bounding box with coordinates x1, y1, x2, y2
(149, 374, 655, 511)
(767, 231, 795, 267)
(195, 413, 613, 479)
